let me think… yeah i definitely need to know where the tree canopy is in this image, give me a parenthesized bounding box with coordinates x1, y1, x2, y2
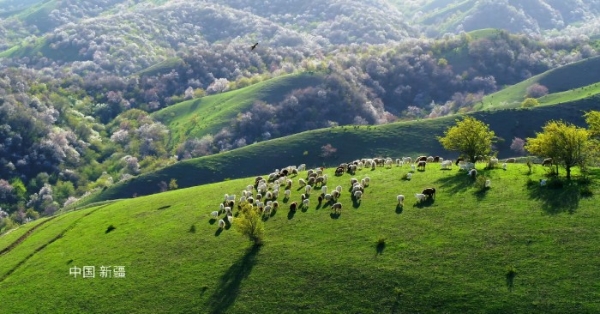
(525, 120, 592, 179)
(438, 116, 496, 163)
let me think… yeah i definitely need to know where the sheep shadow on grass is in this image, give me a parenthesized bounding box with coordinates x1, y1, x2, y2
(414, 197, 434, 208)
(395, 204, 403, 214)
(287, 210, 296, 220)
(474, 187, 490, 201)
(206, 244, 262, 314)
(375, 241, 386, 255)
(526, 178, 581, 214)
(208, 218, 216, 225)
(214, 228, 223, 236)
(330, 212, 341, 219)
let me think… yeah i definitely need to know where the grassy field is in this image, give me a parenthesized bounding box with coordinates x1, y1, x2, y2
(151, 72, 324, 149)
(1, 161, 599, 313)
(479, 56, 600, 110)
(80, 97, 600, 205)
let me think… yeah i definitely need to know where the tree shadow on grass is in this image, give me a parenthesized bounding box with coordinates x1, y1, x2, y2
(395, 204, 403, 214)
(434, 171, 475, 194)
(526, 178, 580, 214)
(206, 244, 262, 314)
(473, 187, 490, 201)
(414, 197, 434, 209)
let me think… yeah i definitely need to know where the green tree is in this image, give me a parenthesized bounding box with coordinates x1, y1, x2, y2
(525, 120, 591, 179)
(438, 116, 496, 163)
(585, 111, 600, 138)
(521, 98, 539, 108)
(168, 179, 178, 190)
(235, 204, 265, 245)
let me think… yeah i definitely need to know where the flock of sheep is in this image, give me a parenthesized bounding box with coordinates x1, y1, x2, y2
(209, 154, 528, 230)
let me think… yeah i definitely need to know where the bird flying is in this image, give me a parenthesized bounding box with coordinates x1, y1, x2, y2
(250, 42, 258, 50)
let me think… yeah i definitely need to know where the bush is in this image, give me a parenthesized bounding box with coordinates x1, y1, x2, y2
(235, 204, 265, 245)
(521, 98, 539, 108)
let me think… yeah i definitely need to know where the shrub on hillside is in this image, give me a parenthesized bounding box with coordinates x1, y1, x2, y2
(526, 83, 549, 98)
(521, 98, 539, 108)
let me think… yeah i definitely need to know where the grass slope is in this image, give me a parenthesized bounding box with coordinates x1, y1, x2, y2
(151, 72, 324, 148)
(80, 97, 600, 205)
(480, 56, 600, 110)
(0, 162, 599, 313)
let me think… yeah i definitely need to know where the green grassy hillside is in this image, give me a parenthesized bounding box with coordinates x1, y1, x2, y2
(80, 96, 600, 205)
(480, 56, 600, 110)
(151, 72, 325, 148)
(0, 162, 599, 313)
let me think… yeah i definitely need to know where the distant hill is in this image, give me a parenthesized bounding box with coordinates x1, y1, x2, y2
(78, 96, 600, 205)
(480, 56, 600, 110)
(151, 72, 325, 149)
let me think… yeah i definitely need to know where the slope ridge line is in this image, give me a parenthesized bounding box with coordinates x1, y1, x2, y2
(0, 216, 59, 257)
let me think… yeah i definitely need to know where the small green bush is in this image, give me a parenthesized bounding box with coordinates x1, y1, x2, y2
(475, 175, 490, 191)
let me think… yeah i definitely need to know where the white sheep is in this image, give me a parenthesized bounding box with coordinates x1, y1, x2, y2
(227, 215, 234, 223)
(395, 159, 403, 166)
(263, 205, 272, 216)
(361, 178, 366, 186)
(350, 178, 358, 186)
(284, 190, 291, 198)
(224, 207, 232, 215)
(406, 173, 412, 180)
(485, 179, 491, 188)
(302, 198, 310, 208)
(441, 160, 452, 170)
(336, 185, 342, 192)
(415, 193, 426, 202)
(324, 194, 332, 201)
(239, 196, 246, 203)
(218, 219, 226, 229)
(211, 211, 219, 219)
(354, 190, 363, 200)
(403, 157, 412, 164)
(267, 201, 273, 206)
(299, 178, 307, 187)
(227, 194, 236, 201)
(256, 193, 262, 200)
(305, 185, 312, 194)
(219, 203, 225, 211)
(363, 177, 371, 186)
(246, 185, 253, 192)
(468, 169, 477, 178)
(397, 195, 405, 205)
(411, 164, 416, 172)
(502, 163, 507, 170)
(298, 164, 306, 171)
(321, 186, 328, 194)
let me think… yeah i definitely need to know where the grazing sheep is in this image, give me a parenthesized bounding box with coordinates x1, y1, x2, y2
(441, 160, 452, 169)
(218, 219, 226, 229)
(426, 156, 434, 163)
(397, 195, 405, 205)
(350, 178, 358, 186)
(265, 191, 273, 199)
(332, 202, 343, 214)
(402, 157, 412, 164)
(505, 158, 516, 163)
(363, 177, 371, 186)
(301, 193, 307, 200)
(406, 173, 412, 180)
(273, 190, 279, 199)
(211, 211, 219, 219)
(298, 178, 307, 187)
(422, 188, 436, 199)
(240, 196, 246, 203)
(307, 177, 316, 185)
(433, 156, 440, 163)
(284, 190, 291, 198)
(257, 202, 264, 210)
(246, 185, 254, 192)
(416, 156, 427, 162)
(415, 193, 426, 202)
(417, 160, 427, 170)
(224, 194, 229, 202)
(298, 164, 306, 171)
(247, 197, 254, 204)
(290, 202, 298, 212)
(264, 205, 272, 216)
(395, 159, 403, 166)
(224, 207, 232, 215)
(220, 203, 225, 211)
(336, 185, 342, 192)
(227, 215, 234, 223)
(542, 158, 553, 166)
(286, 179, 293, 189)
(272, 201, 279, 209)
(302, 199, 310, 209)
(266, 201, 273, 206)
(256, 193, 262, 200)
(489, 157, 499, 166)
(352, 184, 364, 193)
(335, 167, 345, 175)
(485, 179, 491, 188)
(502, 163, 507, 170)
(321, 186, 328, 194)
(411, 164, 416, 172)
(361, 178, 366, 186)
(354, 190, 363, 200)
(305, 185, 312, 194)
(331, 190, 340, 200)
(468, 169, 477, 178)
(540, 179, 547, 186)
(455, 157, 464, 166)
